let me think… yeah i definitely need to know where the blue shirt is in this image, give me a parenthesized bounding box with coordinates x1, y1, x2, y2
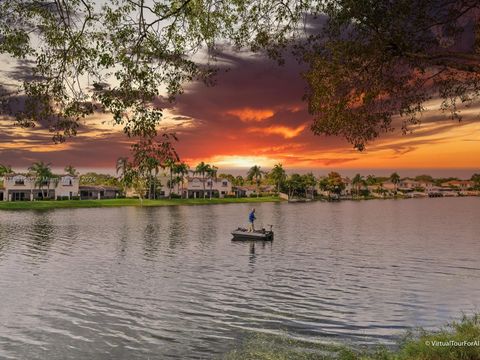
(249, 211, 256, 222)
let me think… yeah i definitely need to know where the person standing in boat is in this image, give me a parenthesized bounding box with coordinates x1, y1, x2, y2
(248, 208, 256, 232)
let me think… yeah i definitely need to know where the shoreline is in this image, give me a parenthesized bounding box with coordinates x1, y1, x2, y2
(0, 196, 283, 210)
(0, 194, 478, 210)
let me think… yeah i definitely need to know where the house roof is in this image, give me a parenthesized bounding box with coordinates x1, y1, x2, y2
(234, 185, 273, 191)
(233, 185, 257, 191)
(79, 185, 120, 191)
(4, 173, 78, 178)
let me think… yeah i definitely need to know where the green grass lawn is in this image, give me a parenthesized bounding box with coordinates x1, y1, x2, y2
(0, 196, 283, 210)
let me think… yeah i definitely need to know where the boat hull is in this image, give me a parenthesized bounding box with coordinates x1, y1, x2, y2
(231, 230, 274, 241)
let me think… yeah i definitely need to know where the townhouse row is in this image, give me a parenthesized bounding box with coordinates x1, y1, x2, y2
(0, 171, 240, 201)
(0, 173, 120, 201)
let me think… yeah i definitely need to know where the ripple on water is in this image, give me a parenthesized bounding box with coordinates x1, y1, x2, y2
(0, 198, 479, 358)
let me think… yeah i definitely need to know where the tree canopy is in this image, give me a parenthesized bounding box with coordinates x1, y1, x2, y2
(1, 0, 479, 150)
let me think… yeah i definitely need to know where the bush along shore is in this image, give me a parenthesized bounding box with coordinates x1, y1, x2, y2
(0, 196, 283, 210)
(224, 314, 480, 360)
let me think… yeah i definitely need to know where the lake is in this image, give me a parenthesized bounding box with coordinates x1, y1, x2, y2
(0, 197, 479, 359)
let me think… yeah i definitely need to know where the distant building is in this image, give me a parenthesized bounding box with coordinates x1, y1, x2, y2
(441, 180, 474, 189)
(398, 178, 434, 192)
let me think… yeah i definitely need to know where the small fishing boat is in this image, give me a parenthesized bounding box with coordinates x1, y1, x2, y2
(231, 226, 274, 241)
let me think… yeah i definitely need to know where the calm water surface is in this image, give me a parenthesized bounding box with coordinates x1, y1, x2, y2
(0, 198, 479, 359)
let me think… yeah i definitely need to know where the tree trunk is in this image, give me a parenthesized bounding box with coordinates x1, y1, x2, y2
(169, 169, 173, 199)
(153, 172, 156, 200)
(203, 174, 206, 199)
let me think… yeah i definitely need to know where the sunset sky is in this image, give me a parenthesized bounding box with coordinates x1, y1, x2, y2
(1, 51, 479, 177)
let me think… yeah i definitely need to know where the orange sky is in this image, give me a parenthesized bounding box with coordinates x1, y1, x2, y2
(0, 53, 479, 175)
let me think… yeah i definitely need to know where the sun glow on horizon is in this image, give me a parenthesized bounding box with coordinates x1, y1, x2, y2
(184, 155, 279, 169)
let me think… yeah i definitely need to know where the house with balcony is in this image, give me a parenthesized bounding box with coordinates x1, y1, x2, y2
(1, 173, 79, 201)
(182, 172, 232, 198)
(154, 171, 232, 198)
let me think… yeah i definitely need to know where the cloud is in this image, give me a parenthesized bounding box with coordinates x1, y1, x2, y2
(1, 47, 479, 172)
(226, 107, 275, 122)
(247, 124, 307, 139)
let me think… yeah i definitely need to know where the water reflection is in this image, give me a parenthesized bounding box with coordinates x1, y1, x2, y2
(26, 212, 55, 263)
(167, 206, 188, 252)
(0, 221, 10, 258)
(0, 198, 478, 359)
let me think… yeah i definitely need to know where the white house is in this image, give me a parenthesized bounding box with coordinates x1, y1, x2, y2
(398, 178, 434, 192)
(1, 173, 79, 201)
(158, 171, 232, 198)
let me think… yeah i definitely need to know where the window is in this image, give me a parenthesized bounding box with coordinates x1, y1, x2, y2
(14, 177, 25, 185)
(222, 181, 228, 187)
(61, 177, 73, 186)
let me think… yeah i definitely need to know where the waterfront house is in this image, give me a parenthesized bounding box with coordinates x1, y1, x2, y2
(182, 172, 232, 198)
(148, 171, 233, 198)
(56, 175, 80, 199)
(1, 173, 80, 201)
(441, 180, 474, 189)
(398, 178, 434, 193)
(233, 185, 257, 197)
(79, 185, 120, 199)
(233, 184, 276, 197)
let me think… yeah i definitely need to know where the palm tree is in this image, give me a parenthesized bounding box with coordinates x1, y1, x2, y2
(29, 161, 53, 199)
(64, 165, 79, 176)
(173, 162, 189, 198)
(195, 162, 211, 199)
(366, 175, 377, 185)
(116, 157, 129, 177)
(390, 172, 401, 194)
(116, 157, 131, 196)
(270, 163, 286, 193)
(165, 159, 176, 199)
(234, 175, 244, 186)
(140, 156, 161, 200)
(352, 173, 364, 197)
(247, 165, 263, 197)
(206, 165, 218, 199)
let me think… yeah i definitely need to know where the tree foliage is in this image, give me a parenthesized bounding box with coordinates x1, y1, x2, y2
(303, 0, 480, 149)
(1, 0, 479, 149)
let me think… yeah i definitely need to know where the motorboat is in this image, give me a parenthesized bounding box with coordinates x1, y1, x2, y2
(231, 226, 274, 241)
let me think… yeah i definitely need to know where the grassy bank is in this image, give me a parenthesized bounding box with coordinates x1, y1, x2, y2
(224, 314, 480, 360)
(0, 196, 283, 210)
